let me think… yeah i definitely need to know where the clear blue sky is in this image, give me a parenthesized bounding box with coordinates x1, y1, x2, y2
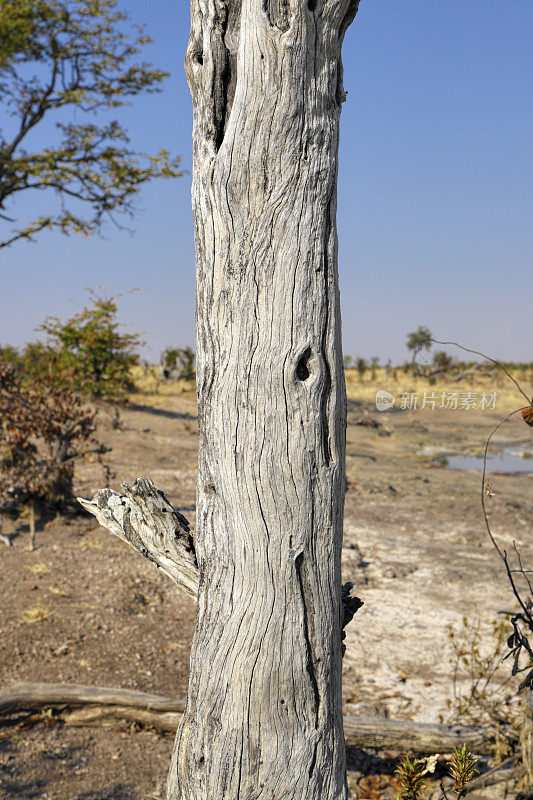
(2, 0, 532, 364)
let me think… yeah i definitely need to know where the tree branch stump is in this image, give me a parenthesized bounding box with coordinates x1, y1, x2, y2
(78, 477, 198, 599)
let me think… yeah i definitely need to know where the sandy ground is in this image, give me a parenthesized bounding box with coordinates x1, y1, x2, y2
(0, 373, 531, 800)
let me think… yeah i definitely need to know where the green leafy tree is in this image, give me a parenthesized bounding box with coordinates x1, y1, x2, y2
(0, 0, 183, 249)
(356, 356, 367, 381)
(406, 326, 433, 359)
(1, 341, 69, 384)
(0, 344, 21, 368)
(20, 341, 57, 381)
(433, 350, 453, 375)
(39, 289, 141, 399)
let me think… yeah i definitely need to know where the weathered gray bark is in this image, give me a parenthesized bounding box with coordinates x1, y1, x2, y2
(173, 1, 360, 798)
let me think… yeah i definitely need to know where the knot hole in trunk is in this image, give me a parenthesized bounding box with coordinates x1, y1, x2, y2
(295, 348, 313, 381)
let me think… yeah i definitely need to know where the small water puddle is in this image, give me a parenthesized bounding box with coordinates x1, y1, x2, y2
(432, 444, 533, 476)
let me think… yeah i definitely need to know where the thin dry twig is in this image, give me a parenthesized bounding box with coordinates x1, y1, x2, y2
(414, 338, 532, 407)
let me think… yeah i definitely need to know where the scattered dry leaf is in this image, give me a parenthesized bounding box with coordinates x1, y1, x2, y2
(78, 539, 102, 550)
(521, 406, 533, 427)
(49, 586, 69, 597)
(21, 606, 52, 624)
(358, 774, 387, 800)
(425, 754, 439, 774)
(27, 562, 50, 574)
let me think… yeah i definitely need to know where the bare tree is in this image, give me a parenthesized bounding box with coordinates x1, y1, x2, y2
(82, 1, 361, 797)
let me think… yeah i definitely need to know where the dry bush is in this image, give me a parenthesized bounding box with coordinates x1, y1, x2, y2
(442, 616, 523, 732)
(0, 364, 109, 546)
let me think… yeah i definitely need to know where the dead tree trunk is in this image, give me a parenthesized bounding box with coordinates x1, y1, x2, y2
(167, 1, 360, 798)
(80, 0, 360, 796)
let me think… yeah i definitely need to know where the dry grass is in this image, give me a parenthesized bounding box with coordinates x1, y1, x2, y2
(48, 586, 70, 597)
(129, 365, 195, 404)
(77, 539, 103, 550)
(26, 562, 51, 574)
(21, 605, 52, 624)
(345, 366, 532, 413)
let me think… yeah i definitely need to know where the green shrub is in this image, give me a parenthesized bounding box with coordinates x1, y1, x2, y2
(0, 345, 21, 368)
(38, 290, 141, 399)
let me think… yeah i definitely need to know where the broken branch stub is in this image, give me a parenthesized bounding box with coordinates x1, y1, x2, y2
(78, 476, 198, 599)
(78, 477, 362, 639)
(341, 581, 364, 656)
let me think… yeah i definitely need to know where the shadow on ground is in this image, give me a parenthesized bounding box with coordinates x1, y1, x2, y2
(128, 403, 196, 421)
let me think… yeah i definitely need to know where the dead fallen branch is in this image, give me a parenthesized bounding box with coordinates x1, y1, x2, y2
(343, 716, 502, 756)
(0, 682, 185, 717)
(0, 683, 506, 756)
(63, 704, 181, 730)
